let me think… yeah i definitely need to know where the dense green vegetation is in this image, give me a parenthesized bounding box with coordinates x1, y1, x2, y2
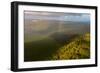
(24, 37, 61, 61)
(24, 33, 90, 61)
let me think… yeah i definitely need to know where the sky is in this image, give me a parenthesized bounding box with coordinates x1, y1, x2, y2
(24, 11, 90, 42)
(24, 11, 90, 22)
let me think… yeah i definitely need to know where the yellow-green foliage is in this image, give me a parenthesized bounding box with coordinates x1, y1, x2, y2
(50, 33, 90, 60)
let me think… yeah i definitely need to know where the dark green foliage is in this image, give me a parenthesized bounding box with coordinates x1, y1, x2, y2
(24, 37, 62, 61)
(24, 33, 90, 61)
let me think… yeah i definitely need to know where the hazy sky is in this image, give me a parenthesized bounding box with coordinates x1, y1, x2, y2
(24, 11, 90, 22)
(24, 11, 90, 42)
